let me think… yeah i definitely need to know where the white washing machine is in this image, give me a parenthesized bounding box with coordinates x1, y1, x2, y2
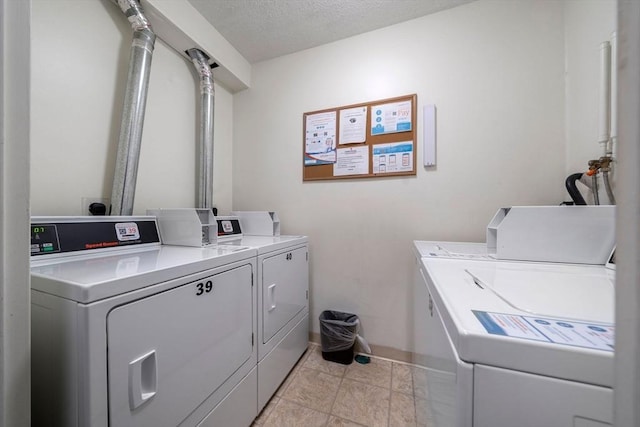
(412, 253, 615, 427)
(215, 220, 309, 412)
(30, 216, 259, 427)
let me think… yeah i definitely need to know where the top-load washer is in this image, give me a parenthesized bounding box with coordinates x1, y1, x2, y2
(412, 247, 615, 427)
(30, 216, 259, 427)
(411, 206, 616, 427)
(215, 217, 309, 412)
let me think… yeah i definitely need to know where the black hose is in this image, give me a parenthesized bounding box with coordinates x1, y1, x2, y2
(565, 173, 587, 205)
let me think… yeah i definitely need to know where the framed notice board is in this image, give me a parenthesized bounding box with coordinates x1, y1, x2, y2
(303, 94, 417, 181)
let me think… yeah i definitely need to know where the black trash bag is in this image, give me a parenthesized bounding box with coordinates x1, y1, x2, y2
(319, 310, 359, 353)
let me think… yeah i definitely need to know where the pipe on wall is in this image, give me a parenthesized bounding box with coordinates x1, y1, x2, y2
(110, 0, 156, 215)
(609, 32, 617, 159)
(187, 48, 215, 209)
(598, 41, 612, 154)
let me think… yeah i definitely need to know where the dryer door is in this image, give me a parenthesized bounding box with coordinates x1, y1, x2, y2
(107, 264, 253, 427)
(261, 246, 308, 345)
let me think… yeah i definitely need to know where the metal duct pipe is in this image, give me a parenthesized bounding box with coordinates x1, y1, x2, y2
(110, 0, 156, 215)
(187, 48, 215, 209)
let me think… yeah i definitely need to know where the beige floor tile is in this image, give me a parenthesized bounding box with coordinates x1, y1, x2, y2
(392, 363, 413, 395)
(344, 357, 392, 388)
(252, 345, 438, 427)
(389, 391, 417, 427)
(303, 344, 349, 377)
(331, 378, 390, 427)
(281, 366, 342, 412)
(254, 396, 279, 425)
(327, 415, 367, 426)
(262, 399, 329, 427)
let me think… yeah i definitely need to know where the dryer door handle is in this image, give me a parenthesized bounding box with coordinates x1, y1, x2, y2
(267, 283, 277, 312)
(129, 350, 157, 410)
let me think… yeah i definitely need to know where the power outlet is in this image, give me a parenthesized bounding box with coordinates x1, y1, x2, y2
(80, 197, 110, 216)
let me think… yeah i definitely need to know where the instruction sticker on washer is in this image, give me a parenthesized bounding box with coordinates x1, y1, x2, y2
(472, 310, 614, 352)
(115, 222, 140, 241)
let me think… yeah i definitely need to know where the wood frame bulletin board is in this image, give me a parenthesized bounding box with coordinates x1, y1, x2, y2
(303, 94, 417, 181)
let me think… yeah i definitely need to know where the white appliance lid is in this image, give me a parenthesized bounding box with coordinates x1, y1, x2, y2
(31, 245, 257, 303)
(464, 262, 615, 323)
(218, 235, 307, 255)
(421, 257, 615, 387)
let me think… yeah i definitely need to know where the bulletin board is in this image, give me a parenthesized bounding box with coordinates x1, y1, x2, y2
(303, 94, 417, 181)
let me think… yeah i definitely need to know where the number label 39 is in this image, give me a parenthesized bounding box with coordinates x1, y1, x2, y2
(195, 280, 213, 296)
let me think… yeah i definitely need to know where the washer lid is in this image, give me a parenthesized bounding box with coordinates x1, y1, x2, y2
(464, 262, 615, 323)
(421, 257, 615, 387)
(31, 245, 256, 303)
(219, 235, 308, 255)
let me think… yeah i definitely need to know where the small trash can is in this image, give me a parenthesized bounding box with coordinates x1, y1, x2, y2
(319, 310, 359, 365)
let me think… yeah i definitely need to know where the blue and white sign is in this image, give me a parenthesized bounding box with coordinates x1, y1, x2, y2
(473, 310, 614, 352)
(370, 100, 412, 135)
(305, 111, 337, 165)
(372, 141, 413, 174)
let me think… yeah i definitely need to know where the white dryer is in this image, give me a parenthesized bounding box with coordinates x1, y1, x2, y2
(217, 227, 309, 412)
(30, 216, 259, 427)
(413, 255, 615, 427)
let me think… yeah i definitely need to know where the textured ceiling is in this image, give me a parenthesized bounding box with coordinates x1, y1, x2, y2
(187, 0, 474, 63)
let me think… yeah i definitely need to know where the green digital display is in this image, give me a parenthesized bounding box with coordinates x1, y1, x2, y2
(30, 224, 60, 255)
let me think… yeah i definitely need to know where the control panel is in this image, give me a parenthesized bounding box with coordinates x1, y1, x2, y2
(216, 216, 243, 239)
(30, 217, 160, 257)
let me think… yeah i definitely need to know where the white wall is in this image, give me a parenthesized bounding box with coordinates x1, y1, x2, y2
(233, 0, 567, 351)
(1, 0, 31, 425)
(564, 0, 616, 202)
(30, 0, 234, 216)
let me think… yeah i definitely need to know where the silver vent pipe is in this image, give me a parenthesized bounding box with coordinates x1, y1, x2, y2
(187, 48, 215, 209)
(110, 0, 156, 215)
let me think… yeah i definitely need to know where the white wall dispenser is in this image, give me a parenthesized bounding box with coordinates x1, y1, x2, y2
(148, 208, 217, 247)
(487, 205, 615, 264)
(231, 211, 281, 236)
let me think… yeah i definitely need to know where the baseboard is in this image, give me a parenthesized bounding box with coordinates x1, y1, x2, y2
(308, 332, 413, 364)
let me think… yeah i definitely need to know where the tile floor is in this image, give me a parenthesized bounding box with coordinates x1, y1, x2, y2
(252, 343, 434, 427)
